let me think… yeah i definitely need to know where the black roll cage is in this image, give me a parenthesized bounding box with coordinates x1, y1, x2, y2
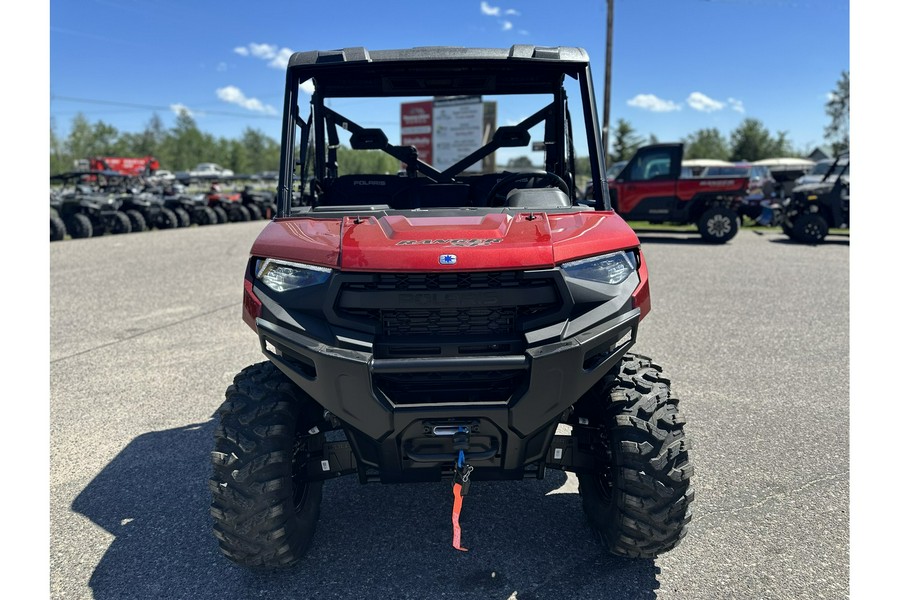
(275, 49, 611, 217)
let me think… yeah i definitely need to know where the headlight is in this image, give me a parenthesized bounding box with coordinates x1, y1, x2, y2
(561, 251, 636, 285)
(255, 258, 331, 292)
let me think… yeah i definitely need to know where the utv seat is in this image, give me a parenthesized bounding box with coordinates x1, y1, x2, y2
(408, 183, 471, 208)
(320, 175, 407, 206)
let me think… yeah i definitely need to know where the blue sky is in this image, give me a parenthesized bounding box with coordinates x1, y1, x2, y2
(50, 0, 849, 155)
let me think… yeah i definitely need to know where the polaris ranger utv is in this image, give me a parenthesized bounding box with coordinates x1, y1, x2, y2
(781, 152, 849, 244)
(210, 46, 694, 568)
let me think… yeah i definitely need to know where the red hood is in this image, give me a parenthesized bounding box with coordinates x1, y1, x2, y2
(251, 211, 640, 271)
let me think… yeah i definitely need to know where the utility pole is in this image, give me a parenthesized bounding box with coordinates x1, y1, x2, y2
(602, 0, 614, 162)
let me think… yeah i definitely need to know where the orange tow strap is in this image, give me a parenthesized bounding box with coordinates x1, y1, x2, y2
(451, 482, 468, 551)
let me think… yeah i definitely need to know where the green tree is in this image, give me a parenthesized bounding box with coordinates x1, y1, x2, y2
(64, 113, 96, 163)
(223, 138, 249, 175)
(122, 113, 168, 158)
(50, 117, 70, 175)
(609, 119, 644, 163)
(729, 118, 794, 162)
(240, 127, 281, 173)
(825, 71, 849, 154)
(507, 155, 534, 169)
(60, 114, 122, 163)
(51, 111, 284, 176)
(336, 146, 399, 174)
(683, 128, 730, 160)
(90, 121, 121, 154)
(163, 110, 212, 171)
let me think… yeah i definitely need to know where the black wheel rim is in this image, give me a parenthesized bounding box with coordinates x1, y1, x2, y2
(706, 214, 732, 237)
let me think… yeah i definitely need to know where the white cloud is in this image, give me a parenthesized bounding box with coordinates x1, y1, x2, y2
(687, 92, 725, 112)
(234, 42, 297, 71)
(481, 2, 520, 30)
(269, 48, 293, 70)
(216, 62, 227, 72)
(481, 2, 501, 16)
(728, 97, 745, 113)
(248, 43, 278, 60)
(170, 103, 193, 118)
(234, 41, 314, 94)
(216, 86, 278, 115)
(627, 94, 681, 112)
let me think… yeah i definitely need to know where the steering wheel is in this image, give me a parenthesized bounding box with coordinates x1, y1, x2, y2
(486, 171, 571, 206)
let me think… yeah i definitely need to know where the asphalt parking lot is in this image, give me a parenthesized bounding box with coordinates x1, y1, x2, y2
(49, 222, 849, 599)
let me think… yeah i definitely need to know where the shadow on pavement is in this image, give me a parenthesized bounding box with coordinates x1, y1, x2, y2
(632, 232, 712, 246)
(767, 236, 850, 246)
(72, 421, 661, 600)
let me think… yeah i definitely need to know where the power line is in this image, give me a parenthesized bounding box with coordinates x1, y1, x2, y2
(50, 95, 279, 120)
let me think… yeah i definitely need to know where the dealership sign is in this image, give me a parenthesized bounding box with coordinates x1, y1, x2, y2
(401, 96, 484, 173)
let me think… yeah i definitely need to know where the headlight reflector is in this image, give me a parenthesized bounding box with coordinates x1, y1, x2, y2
(561, 251, 636, 285)
(256, 258, 331, 292)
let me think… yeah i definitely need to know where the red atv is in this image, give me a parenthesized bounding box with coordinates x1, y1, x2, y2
(210, 45, 694, 568)
(205, 182, 251, 223)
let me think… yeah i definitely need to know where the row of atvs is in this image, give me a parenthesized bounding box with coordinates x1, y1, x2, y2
(50, 171, 275, 241)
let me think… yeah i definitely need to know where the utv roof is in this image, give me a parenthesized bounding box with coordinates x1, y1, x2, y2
(287, 46, 590, 68)
(286, 46, 592, 97)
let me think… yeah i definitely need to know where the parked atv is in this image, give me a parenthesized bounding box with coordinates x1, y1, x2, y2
(50, 171, 133, 238)
(99, 176, 181, 232)
(781, 153, 849, 244)
(151, 182, 218, 226)
(205, 183, 252, 223)
(239, 184, 276, 220)
(211, 45, 694, 570)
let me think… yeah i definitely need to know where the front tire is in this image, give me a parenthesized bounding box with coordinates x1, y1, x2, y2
(230, 205, 252, 222)
(246, 203, 263, 220)
(109, 211, 132, 235)
(174, 207, 192, 228)
(789, 213, 828, 244)
(210, 361, 324, 569)
(212, 206, 228, 225)
(50, 212, 66, 241)
(64, 213, 93, 239)
(156, 207, 179, 230)
(126, 209, 148, 233)
(697, 206, 739, 243)
(194, 206, 217, 225)
(575, 354, 694, 558)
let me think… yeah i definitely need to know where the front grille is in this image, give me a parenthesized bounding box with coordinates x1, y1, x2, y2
(375, 370, 525, 404)
(334, 271, 561, 339)
(382, 307, 516, 336)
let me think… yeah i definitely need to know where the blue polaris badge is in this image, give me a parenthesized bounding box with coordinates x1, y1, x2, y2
(439, 254, 457, 265)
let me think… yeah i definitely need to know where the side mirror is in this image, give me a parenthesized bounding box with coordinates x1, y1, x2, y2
(350, 128, 388, 150)
(492, 126, 530, 148)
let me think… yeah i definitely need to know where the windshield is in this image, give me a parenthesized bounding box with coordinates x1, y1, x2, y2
(280, 61, 602, 215)
(811, 161, 832, 175)
(705, 166, 750, 177)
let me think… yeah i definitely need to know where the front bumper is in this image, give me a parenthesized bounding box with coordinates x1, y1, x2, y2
(256, 302, 639, 482)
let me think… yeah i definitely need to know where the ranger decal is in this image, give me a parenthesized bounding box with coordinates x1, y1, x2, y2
(396, 238, 502, 247)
